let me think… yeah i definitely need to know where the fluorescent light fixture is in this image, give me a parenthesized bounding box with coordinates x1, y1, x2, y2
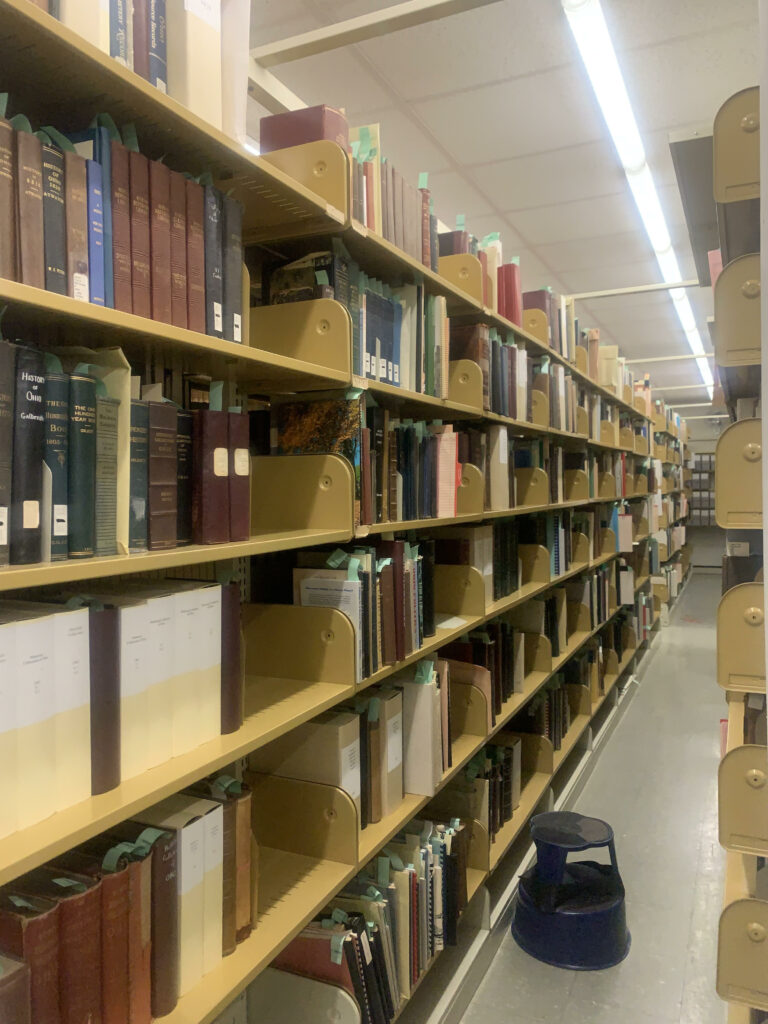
(562, 0, 713, 398)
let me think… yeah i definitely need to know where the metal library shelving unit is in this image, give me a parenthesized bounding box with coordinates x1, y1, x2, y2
(0, 3, 694, 1022)
(705, 85, 768, 1024)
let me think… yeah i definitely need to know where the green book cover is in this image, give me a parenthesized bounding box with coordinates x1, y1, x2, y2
(68, 373, 96, 559)
(95, 395, 120, 557)
(44, 372, 70, 561)
(128, 399, 149, 552)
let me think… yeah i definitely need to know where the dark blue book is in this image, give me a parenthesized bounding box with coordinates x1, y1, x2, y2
(86, 160, 105, 307)
(392, 299, 402, 387)
(69, 125, 114, 308)
(149, 0, 167, 90)
(110, 0, 131, 66)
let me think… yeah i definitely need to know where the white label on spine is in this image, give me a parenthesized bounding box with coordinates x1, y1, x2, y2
(22, 500, 39, 529)
(387, 711, 403, 771)
(0, 506, 7, 546)
(340, 738, 361, 800)
(213, 301, 223, 333)
(360, 930, 373, 964)
(55, 610, 90, 714)
(53, 505, 68, 537)
(184, 0, 221, 32)
(233, 314, 242, 342)
(73, 273, 89, 302)
(213, 447, 228, 477)
(234, 449, 249, 476)
(120, 605, 150, 698)
(16, 618, 54, 728)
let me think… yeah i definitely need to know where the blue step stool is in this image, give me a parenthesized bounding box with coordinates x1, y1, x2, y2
(510, 810, 631, 970)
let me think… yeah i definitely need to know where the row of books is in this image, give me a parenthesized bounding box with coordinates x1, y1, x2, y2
(264, 246, 450, 396)
(0, 768, 257, 1024)
(48, 0, 247, 137)
(0, 111, 243, 339)
(0, 340, 252, 566)
(0, 580, 242, 841)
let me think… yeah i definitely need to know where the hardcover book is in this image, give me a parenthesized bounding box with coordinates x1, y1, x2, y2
(85, 159, 105, 305)
(0, 340, 14, 566)
(128, 398, 149, 551)
(129, 150, 151, 318)
(149, 158, 172, 323)
(222, 195, 243, 342)
(0, 892, 60, 1024)
(227, 410, 249, 542)
(185, 178, 206, 333)
(176, 408, 193, 545)
(0, 116, 17, 282)
(203, 185, 224, 337)
(0, 953, 30, 1024)
(191, 408, 229, 544)
(41, 140, 67, 294)
(259, 104, 349, 153)
(68, 372, 97, 559)
(95, 394, 120, 556)
(110, 138, 132, 312)
(147, 400, 178, 549)
(64, 149, 89, 301)
(42, 371, 69, 561)
(15, 129, 44, 289)
(169, 170, 188, 328)
(10, 345, 45, 564)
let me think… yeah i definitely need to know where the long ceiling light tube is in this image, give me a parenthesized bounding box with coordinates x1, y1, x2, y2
(562, 0, 713, 397)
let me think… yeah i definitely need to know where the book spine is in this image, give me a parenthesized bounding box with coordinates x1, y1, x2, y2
(110, 140, 132, 313)
(110, 0, 130, 64)
(0, 341, 14, 566)
(9, 346, 45, 564)
(57, 887, 102, 1024)
(129, 150, 151, 318)
(220, 581, 243, 734)
(191, 409, 229, 544)
(185, 179, 205, 333)
(41, 143, 66, 294)
(148, 159, 171, 323)
(149, 0, 167, 91)
(133, 0, 150, 79)
(95, 127, 114, 308)
(128, 399, 149, 552)
(148, 833, 179, 1016)
(203, 185, 224, 337)
(0, 119, 17, 281)
(227, 411, 249, 542)
(86, 159, 105, 305)
(44, 371, 70, 561)
(67, 373, 97, 559)
(0, 910, 60, 1023)
(419, 187, 431, 268)
(176, 408, 193, 545)
(221, 195, 243, 342)
(169, 170, 187, 329)
(127, 859, 152, 1024)
(64, 150, 89, 301)
(15, 130, 44, 289)
(95, 395, 119, 556)
(0, 958, 31, 1024)
(147, 402, 177, 550)
(89, 605, 121, 794)
(100, 871, 130, 1024)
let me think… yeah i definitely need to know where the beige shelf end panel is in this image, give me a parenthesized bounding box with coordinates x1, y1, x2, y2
(457, 463, 485, 516)
(714, 254, 761, 368)
(719, 744, 768, 855)
(515, 467, 550, 507)
(574, 347, 588, 375)
(598, 472, 617, 500)
(520, 544, 551, 586)
(450, 681, 490, 741)
(713, 86, 760, 203)
(448, 359, 485, 411)
(572, 531, 590, 565)
(623, 385, 633, 407)
(438, 254, 485, 306)
(715, 419, 762, 529)
(576, 406, 590, 437)
(434, 565, 486, 618)
(624, 474, 635, 498)
(524, 633, 553, 676)
(634, 396, 647, 415)
(564, 469, 589, 502)
(600, 420, 619, 447)
(531, 389, 550, 428)
(717, 893, 768, 1012)
(251, 454, 354, 536)
(717, 583, 765, 693)
(620, 426, 634, 449)
(242, 604, 356, 687)
(249, 298, 351, 377)
(634, 474, 649, 495)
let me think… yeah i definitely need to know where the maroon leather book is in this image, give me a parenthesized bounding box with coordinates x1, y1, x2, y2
(88, 603, 121, 795)
(377, 539, 405, 662)
(14, 867, 102, 1024)
(169, 171, 188, 329)
(185, 178, 205, 334)
(110, 140, 132, 313)
(227, 411, 250, 542)
(50, 850, 129, 1024)
(220, 580, 243, 734)
(259, 104, 349, 154)
(0, 892, 60, 1024)
(192, 409, 230, 544)
(147, 401, 177, 550)
(133, 0, 150, 80)
(0, 952, 31, 1024)
(64, 150, 89, 301)
(501, 263, 523, 327)
(105, 824, 178, 1019)
(148, 160, 171, 324)
(419, 187, 431, 268)
(0, 117, 17, 281)
(15, 129, 44, 289)
(129, 150, 151, 319)
(438, 230, 469, 256)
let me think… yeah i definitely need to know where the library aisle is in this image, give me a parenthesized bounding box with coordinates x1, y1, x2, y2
(461, 571, 725, 1024)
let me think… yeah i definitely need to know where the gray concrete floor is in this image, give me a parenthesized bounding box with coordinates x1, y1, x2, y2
(460, 570, 727, 1024)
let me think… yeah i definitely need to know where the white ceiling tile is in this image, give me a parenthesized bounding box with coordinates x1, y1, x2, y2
(268, 48, 393, 115)
(352, 108, 453, 178)
(535, 232, 654, 274)
(605, 0, 757, 54)
(411, 62, 606, 164)
(557, 258, 661, 294)
(249, 1, 319, 47)
(507, 191, 644, 246)
(427, 169, 494, 223)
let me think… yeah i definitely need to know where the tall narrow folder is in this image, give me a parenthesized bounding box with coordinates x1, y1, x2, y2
(393, 665, 442, 796)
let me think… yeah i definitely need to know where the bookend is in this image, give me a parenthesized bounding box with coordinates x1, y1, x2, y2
(438, 254, 485, 306)
(434, 564, 486, 618)
(564, 470, 589, 502)
(523, 308, 548, 346)
(716, 583, 765, 693)
(515, 467, 550, 507)
(519, 544, 550, 586)
(251, 454, 354, 537)
(576, 406, 590, 437)
(524, 633, 553, 676)
(624, 474, 635, 498)
(566, 601, 592, 637)
(450, 681, 489, 742)
(531, 389, 550, 428)
(634, 396, 647, 416)
(249, 298, 352, 377)
(600, 420, 619, 447)
(448, 358, 485, 411)
(574, 347, 588, 376)
(634, 437, 650, 457)
(717, 852, 768, 1012)
(619, 426, 634, 449)
(716, 419, 763, 528)
(713, 86, 760, 203)
(623, 386, 633, 407)
(256, 140, 349, 225)
(457, 462, 485, 515)
(598, 472, 617, 500)
(599, 529, 617, 557)
(572, 531, 590, 565)
(719, 741, 768, 855)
